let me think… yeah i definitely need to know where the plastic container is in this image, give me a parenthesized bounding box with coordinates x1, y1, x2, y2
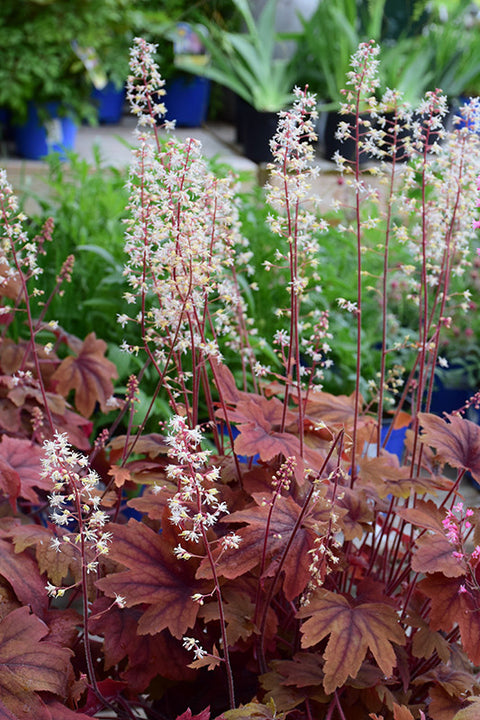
(92, 82, 125, 124)
(163, 76, 210, 128)
(13, 102, 77, 160)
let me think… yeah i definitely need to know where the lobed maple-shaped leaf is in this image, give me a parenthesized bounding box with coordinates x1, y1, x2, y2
(227, 397, 300, 462)
(90, 598, 195, 693)
(9, 524, 80, 588)
(0, 606, 72, 719)
(188, 646, 222, 671)
(96, 519, 203, 637)
(196, 495, 317, 601)
(51, 332, 118, 417)
(108, 465, 132, 489)
(298, 588, 406, 694)
(419, 412, 480, 482)
(418, 573, 480, 665)
(0, 436, 49, 504)
(411, 533, 467, 577)
(0, 537, 47, 617)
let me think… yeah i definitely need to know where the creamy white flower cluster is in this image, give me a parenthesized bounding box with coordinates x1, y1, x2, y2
(0, 169, 42, 281)
(165, 415, 241, 565)
(345, 40, 381, 100)
(42, 431, 111, 597)
(126, 37, 169, 129)
(121, 40, 252, 377)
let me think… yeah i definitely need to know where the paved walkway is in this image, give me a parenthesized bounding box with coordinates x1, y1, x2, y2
(74, 116, 258, 172)
(0, 113, 346, 214)
(0, 116, 261, 211)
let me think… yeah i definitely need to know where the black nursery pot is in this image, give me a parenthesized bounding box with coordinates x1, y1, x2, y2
(380, 110, 449, 162)
(242, 103, 278, 164)
(323, 111, 371, 164)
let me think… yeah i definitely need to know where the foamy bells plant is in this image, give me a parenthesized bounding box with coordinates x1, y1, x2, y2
(11, 36, 480, 720)
(42, 430, 112, 598)
(122, 38, 255, 432)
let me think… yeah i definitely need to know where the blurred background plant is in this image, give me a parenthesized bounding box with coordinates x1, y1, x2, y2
(6, 0, 480, 407)
(177, 0, 295, 114)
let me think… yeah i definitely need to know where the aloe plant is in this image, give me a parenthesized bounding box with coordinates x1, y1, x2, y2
(291, 0, 388, 109)
(177, 0, 295, 113)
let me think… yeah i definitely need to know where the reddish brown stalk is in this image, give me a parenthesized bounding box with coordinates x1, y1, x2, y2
(256, 429, 344, 672)
(377, 110, 401, 455)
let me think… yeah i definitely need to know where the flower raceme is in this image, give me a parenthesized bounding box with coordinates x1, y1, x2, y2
(121, 39, 254, 429)
(41, 431, 111, 597)
(165, 415, 240, 562)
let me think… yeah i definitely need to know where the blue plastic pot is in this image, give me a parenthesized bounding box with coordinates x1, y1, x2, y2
(363, 422, 408, 462)
(13, 101, 77, 160)
(381, 423, 408, 461)
(163, 76, 210, 127)
(92, 82, 125, 124)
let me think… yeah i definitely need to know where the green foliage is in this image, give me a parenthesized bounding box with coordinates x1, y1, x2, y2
(0, 0, 136, 122)
(177, 0, 295, 112)
(25, 148, 130, 344)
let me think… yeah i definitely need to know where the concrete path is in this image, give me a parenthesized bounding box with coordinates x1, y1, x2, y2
(74, 116, 258, 172)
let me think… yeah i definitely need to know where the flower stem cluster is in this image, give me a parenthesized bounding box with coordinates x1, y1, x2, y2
(166, 416, 238, 557)
(41, 431, 111, 597)
(123, 39, 253, 427)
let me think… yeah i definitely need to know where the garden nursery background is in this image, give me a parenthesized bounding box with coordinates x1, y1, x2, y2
(2, 1, 480, 720)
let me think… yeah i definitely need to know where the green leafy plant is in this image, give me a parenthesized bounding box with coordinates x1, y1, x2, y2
(25, 148, 130, 344)
(415, 1, 480, 99)
(177, 0, 295, 112)
(0, 0, 140, 123)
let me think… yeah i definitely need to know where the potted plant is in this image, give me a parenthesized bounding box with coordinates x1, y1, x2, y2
(0, 0, 134, 158)
(177, 0, 296, 162)
(290, 0, 437, 161)
(3, 37, 480, 720)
